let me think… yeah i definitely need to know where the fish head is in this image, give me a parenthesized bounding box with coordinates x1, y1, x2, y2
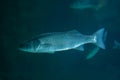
(19, 38, 53, 53)
(19, 39, 41, 53)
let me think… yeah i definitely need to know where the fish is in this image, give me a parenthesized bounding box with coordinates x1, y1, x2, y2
(19, 28, 106, 53)
(113, 40, 120, 49)
(86, 47, 100, 59)
(70, 0, 106, 10)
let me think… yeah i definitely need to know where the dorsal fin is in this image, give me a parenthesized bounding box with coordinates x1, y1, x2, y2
(67, 30, 80, 34)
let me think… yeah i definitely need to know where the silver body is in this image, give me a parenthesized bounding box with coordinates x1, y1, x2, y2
(36, 31, 95, 52)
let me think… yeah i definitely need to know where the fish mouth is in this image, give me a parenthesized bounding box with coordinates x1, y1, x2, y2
(18, 47, 27, 52)
(18, 48, 33, 53)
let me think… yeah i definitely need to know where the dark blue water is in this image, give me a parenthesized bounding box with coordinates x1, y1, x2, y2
(1, 0, 120, 80)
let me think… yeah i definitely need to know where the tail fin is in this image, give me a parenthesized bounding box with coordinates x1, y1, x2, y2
(94, 28, 105, 49)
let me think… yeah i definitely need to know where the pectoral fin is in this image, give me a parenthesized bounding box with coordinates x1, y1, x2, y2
(75, 45, 84, 51)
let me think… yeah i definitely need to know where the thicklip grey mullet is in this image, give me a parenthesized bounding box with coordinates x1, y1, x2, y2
(19, 28, 106, 56)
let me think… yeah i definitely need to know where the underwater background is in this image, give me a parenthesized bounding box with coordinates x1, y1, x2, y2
(1, 0, 120, 80)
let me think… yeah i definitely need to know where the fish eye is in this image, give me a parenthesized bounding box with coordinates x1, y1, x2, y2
(19, 43, 25, 48)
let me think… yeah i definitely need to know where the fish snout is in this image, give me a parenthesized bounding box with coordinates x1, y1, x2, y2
(19, 42, 32, 52)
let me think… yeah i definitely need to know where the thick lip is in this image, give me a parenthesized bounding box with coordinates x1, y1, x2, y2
(18, 47, 26, 52)
(18, 47, 36, 53)
(18, 45, 30, 51)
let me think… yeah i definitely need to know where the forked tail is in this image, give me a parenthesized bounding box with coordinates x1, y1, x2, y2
(94, 28, 106, 49)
